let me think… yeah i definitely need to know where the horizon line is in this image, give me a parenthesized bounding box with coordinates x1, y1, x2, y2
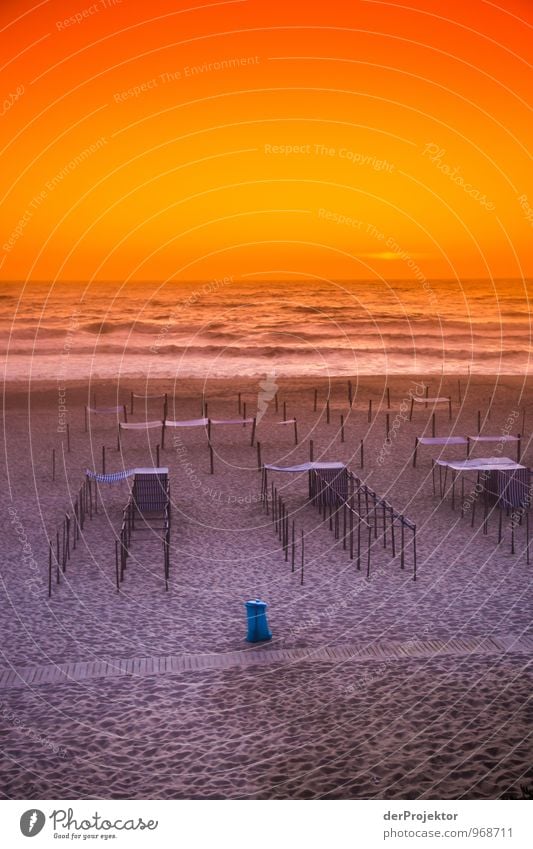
(1, 277, 532, 284)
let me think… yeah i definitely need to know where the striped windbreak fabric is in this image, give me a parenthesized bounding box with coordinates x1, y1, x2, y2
(132, 472, 169, 514)
(85, 468, 136, 483)
(309, 467, 349, 505)
(488, 468, 531, 509)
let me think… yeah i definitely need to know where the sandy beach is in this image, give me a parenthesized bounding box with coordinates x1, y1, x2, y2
(1, 0, 532, 825)
(1, 373, 532, 799)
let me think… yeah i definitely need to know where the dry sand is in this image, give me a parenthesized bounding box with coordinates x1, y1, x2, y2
(0, 374, 532, 799)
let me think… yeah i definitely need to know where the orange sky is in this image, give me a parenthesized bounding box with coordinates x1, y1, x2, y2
(0, 0, 531, 283)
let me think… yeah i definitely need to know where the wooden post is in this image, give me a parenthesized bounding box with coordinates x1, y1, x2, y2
(156, 444, 160, 467)
(413, 526, 417, 581)
(204, 401, 208, 419)
(123, 404, 128, 423)
(291, 521, 295, 572)
(209, 442, 214, 474)
(256, 441, 262, 471)
(251, 417, 256, 446)
(283, 401, 287, 421)
(343, 503, 347, 549)
(477, 410, 481, 434)
(102, 445, 106, 474)
(386, 386, 390, 408)
(300, 530, 304, 585)
(448, 397, 452, 421)
(130, 391, 134, 415)
(56, 530, 60, 584)
(527, 511, 530, 566)
(66, 423, 71, 453)
(366, 522, 372, 579)
(63, 514, 69, 568)
(425, 385, 429, 408)
(52, 449, 56, 481)
(360, 439, 364, 468)
(309, 439, 314, 461)
(348, 380, 353, 406)
(66, 513, 71, 557)
(340, 414, 345, 443)
(260, 467, 265, 506)
(293, 419, 298, 445)
(115, 539, 120, 591)
(313, 388, 317, 412)
(242, 402, 246, 425)
(368, 399, 372, 422)
(48, 540, 52, 597)
(161, 421, 166, 450)
(350, 505, 354, 561)
(432, 412, 436, 438)
(326, 399, 330, 424)
(385, 413, 390, 440)
(275, 393, 279, 413)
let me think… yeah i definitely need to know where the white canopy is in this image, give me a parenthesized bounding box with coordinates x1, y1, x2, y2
(210, 418, 255, 425)
(468, 434, 520, 443)
(417, 436, 467, 445)
(120, 420, 162, 429)
(87, 405, 125, 414)
(164, 417, 254, 427)
(164, 418, 208, 427)
(436, 456, 525, 471)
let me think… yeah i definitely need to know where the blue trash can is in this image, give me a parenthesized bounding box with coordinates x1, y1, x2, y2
(245, 599, 272, 643)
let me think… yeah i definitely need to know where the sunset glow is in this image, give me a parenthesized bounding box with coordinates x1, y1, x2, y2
(1, 0, 531, 283)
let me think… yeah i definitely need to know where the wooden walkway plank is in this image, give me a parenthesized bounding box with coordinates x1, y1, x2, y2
(0, 633, 530, 692)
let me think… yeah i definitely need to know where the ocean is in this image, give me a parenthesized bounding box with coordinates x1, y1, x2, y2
(1, 278, 532, 381)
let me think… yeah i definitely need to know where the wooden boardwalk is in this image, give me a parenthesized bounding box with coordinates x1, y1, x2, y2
(1, 634, 531, 692)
